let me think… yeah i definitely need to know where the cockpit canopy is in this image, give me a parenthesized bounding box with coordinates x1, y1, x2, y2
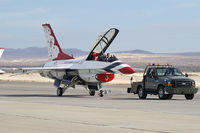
(86, 28, 119, 61)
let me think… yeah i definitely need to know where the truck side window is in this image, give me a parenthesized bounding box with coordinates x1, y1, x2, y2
(146, 68, 152, 77)
(151, 69, 157, 79)
(148, 68, 157, 79)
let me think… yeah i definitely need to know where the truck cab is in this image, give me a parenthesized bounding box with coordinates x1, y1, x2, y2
(128, 64, 198, 100)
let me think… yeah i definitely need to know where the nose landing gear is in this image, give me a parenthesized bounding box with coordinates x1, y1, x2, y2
(98, 90, 104, 97)
(98, 90, 111, 97)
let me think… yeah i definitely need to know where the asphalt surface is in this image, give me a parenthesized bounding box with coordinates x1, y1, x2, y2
(0, 81, 199, 133)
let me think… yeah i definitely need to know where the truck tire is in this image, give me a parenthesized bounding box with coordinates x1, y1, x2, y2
(158, 86, 167, 100)
(166, 94, 173, 99)
(185, 94, 194, 100)
(127, 88, 131, 93)
(138, 86, 147, 99)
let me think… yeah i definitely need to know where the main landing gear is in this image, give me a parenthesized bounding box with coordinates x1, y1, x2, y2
(88, 85, 98, 96)
(57, 87, 64, 96)
(56, 76, 78, 97)
(89, 89, 95, 96)
(56, 84, 68, 97)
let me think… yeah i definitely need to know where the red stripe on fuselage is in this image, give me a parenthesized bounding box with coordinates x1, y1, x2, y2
(119, 67, 135, 74)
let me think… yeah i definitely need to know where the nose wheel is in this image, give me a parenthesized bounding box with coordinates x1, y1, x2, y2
(98, 90, 111, 97)
(98, 90, 104, 97)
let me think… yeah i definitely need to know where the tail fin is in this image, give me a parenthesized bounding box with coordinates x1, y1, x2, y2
(42, 24, 74, 61)
(0, 48, 4, 58)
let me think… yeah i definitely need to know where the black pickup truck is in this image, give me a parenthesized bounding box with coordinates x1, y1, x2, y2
(127, 64, 198, 100)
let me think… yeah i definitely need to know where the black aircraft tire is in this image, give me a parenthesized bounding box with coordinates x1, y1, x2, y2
(185, 94, 194, 100)
(57, 87, 63, 96)
(158, 86, 167, 100)
(138, 86, 147, 99)
(99, 94, 104, 97)
(89, 90, 95, 96)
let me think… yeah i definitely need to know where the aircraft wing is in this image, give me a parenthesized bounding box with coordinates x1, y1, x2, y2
(19, 67, 70, 70)
(0, 69, 5, 74)
(24, 67, 112, 72)
(13, 67, 71, 74)
(1, 67, 70, 73)
(14, 66, 114, 75)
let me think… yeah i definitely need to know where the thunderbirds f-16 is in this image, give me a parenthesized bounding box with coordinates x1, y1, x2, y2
(21, 24, 135, 97)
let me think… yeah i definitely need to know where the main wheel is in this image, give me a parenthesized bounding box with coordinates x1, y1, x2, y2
(57, 87, 63, 96)
(185, 94, 194, 100)
(138, 86, 147, 99)
(89, 90, 95, 96)
(88, 85, 98, 96)
(158, 86, 167, 100)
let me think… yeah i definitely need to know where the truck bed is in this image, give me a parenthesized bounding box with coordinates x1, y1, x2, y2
(128, 81, 143, 94)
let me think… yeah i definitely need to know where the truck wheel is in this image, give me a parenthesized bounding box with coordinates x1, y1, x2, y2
(166, 94, 173, 99)
(185, 94, 194, 100)
(138, 86, 147, 99)
(158, 86, 167, 100)
(127, 88, 131, 93)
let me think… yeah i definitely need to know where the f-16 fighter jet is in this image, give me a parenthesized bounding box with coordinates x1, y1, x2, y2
(22, 24, 135, 97)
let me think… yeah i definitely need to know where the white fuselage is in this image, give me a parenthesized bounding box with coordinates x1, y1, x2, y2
(40, 58, 125, 83)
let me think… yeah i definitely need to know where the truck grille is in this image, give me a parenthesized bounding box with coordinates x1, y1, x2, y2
(175, 81, 191, 87)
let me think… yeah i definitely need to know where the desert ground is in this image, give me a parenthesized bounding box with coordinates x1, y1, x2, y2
(113, 53, 200, 72)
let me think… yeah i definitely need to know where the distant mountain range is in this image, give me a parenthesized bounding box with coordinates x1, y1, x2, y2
(115, 49, 153, 54)
(1, 47, 200, 60)
(2, 47, 88, 60)
(116, 49, 200, 56)
(174, 52, 200, 56)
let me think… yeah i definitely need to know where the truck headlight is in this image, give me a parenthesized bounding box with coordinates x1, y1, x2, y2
(167, 81, 173, 87)
(192, 81, 195, 87)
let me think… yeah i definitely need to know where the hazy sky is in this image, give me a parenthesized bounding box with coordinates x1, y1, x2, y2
(0, 0, 200, 53)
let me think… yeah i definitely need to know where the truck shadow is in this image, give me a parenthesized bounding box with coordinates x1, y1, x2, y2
(110, 97, 185, 101)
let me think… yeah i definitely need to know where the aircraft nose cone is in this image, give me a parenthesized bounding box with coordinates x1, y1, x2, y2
(119, 67, 135, 74)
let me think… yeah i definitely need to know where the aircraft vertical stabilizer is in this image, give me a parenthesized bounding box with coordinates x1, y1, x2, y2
(0, 48, 4, 58)
(42, 24, 74, 61)
(0, 48, 5, 74)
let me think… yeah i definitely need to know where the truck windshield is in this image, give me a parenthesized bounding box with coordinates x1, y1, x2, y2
(156, 68, 183, 76)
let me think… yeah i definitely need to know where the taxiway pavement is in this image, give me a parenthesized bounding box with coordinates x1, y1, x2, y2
(0, 81, 199, 133)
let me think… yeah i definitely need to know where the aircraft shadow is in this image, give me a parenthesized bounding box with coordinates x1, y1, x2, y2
(0, 94, 90, 98)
